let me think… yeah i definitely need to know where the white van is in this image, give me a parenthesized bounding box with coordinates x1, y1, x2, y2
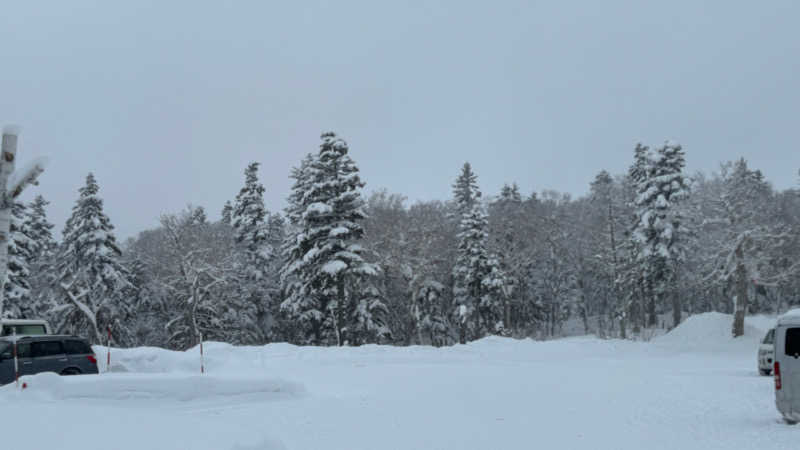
(0, 319, 52, 336)
(773, 310, 800, 423)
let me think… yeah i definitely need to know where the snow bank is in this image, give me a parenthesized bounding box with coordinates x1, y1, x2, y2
(654, 312, 767, 353)
(1, 371, 305, 403)
(93, 313, 775, 375)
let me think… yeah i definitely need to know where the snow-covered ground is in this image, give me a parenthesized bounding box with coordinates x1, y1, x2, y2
(0, 313, 791, 450)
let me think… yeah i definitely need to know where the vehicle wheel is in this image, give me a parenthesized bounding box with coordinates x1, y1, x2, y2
(760, 368, 772, 376)
(60, 368, 81, 376)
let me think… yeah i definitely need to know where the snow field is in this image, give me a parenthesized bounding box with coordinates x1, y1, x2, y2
(0, 313, 793, 450)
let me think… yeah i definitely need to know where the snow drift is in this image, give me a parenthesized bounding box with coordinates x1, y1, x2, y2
(3, 371, 305, 403)
(654, 311, 770, 353)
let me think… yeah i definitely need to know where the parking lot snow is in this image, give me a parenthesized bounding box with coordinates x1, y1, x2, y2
(0, 313, 792, 450)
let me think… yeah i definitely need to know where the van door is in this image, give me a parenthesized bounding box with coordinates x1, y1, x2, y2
(781, 327, 800, 415)
(30, 340, 67, 375)
(16, 342, 33, 377)
(0, 342, 13, 384)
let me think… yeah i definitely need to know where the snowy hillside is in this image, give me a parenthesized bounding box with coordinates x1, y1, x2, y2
(0, 313, 790, 450)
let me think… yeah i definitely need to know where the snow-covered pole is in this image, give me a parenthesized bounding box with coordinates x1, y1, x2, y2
(0, 128, 18, 320)
(12, 328, 18, 388)
(106, 326, 112, 372)
(199, 331, 204, 374)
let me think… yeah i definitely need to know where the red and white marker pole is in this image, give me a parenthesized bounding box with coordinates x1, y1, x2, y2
(106, 326, 112, 373)
(199, 332, 204, 374)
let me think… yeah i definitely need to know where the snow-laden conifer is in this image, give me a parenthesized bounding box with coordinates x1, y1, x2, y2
(54, 173, 133, 344)
(628, 142, 690, 329)
(3, 201, 34, 318)
(452, 167, 504, 342)
(281, 133, 387, 345)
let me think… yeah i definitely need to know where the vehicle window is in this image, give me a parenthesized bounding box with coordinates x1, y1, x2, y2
(1, 324, 46, 336)
(63, 340, 93, 355)
(785, 328, 800, 357)
(16, 342, 30, 358)
(15, 325, 46, 335)
(0, 341, 9, 357)
(765, 329, 775, 344)
(31, 341, 63, 357)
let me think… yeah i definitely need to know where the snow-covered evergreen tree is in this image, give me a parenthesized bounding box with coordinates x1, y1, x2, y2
(55, 173, 133, 344)
(452, 162, 479, 216)
(451, 166, 504, 343)
(233, 162, 269, 251)
(628, 142, 690, 329)
(281, 133, 387, 346)
(3, 201, 35, 318)
(230, 162, 277, 344)
(25, 195, 58, 319)
(221, 200, 233, 225)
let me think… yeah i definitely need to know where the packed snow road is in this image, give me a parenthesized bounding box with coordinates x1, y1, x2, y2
(0, 313, 793, 450)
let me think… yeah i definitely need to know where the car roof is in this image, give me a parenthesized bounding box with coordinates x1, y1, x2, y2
(0, 319, 49, 325)
(778, 309, 800, 326)
(0, 334, 89, 342)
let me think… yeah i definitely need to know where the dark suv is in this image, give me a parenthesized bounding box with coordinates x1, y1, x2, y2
(0, 335, 99, 385)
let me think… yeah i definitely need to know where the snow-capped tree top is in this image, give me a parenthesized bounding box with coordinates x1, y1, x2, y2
(221, 201, 233, 225)
(233, 162, 268, 249)
(453, 162, 480, 214)
(59, 173, 128, 286)
(498, 183, 522, 203)
(62, 173, 121, 257)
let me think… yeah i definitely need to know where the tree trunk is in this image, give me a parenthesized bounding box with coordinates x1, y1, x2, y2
(647, 294, 657, 328)
(731, 261, 748, 338)
(0, 131, 17, 319)
(503, 299, 511, 337)
(671, 293, 681, 329)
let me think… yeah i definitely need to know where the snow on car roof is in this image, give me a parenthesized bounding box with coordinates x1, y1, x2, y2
(777, 309, 800, 326)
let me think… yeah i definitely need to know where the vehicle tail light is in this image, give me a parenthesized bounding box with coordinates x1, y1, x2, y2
(775, 361, 782, 390)
(87, 354, 97, 364)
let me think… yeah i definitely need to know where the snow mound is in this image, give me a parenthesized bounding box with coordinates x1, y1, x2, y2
(654, 312, 764, 353)
(2, 372, 305, 403)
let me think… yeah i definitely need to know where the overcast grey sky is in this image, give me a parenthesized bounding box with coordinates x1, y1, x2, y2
(1, 1, 798, 239)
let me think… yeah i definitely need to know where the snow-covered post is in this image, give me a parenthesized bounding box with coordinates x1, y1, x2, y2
(12, 328, 18, 388)
(0, 127, 46, 319)
(199, 331, 204, 374)
(106, 326, 112, 372)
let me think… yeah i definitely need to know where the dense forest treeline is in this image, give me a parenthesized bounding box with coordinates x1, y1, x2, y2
(3, 132, 800, 348)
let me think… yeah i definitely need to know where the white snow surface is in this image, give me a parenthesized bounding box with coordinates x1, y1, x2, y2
(0, 313, 793, 450)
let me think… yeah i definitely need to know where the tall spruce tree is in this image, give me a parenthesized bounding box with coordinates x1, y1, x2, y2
(628, 142, 690, 329)
(25, 195, 58, 319)
(281, 133, 387, 346)
(55, 173, 133, 344)
(453, 162, 479, 215)
(231, 162, 275, 344)
(452, 165, 504, 342)
(4, 201, 35, 318)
